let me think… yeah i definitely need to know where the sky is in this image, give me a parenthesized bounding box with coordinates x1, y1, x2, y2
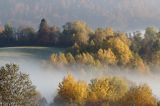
(0, 0, 160, 31)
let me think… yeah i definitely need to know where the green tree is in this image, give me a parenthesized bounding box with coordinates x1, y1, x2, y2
(3, 23, 14, 36)
(131, 32, 143, 53)
(18, 26, 36, 42)
(145, 26, 159, 41)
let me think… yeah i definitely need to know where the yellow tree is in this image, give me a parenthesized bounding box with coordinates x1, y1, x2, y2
(75, 53, 95, 66)
(129, 53, 149, 73)
(105, 27, 114, 37)
(107, 38, 133, 65)
(87, 78, 111, 106)
(93, 27, 114, 44)
(51, 53, 68, 67)
(86, 77, 128, 106)
(119, 84, 157, 106)
(116, 32, 131, 46)
(97, 48, 117, 65)
(65, 53, 76, 65)
(55, 74, 88, 105)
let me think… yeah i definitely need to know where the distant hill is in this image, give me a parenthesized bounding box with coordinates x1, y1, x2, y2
(0, 0, 160, 31)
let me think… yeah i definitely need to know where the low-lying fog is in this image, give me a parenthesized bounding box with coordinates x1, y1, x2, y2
(0, 47, 159, 103)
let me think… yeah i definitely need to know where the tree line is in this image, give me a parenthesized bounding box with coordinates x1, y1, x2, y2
(0, 19, 160, 71)
(53, 74, 159, 106)
(0, 19, 61, 47)
(49, 20, 160, 73)
(0, 64, 160, 106)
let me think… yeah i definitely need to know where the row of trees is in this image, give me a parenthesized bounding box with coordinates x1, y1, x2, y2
(0, 64, 159, 106)
(0, 19, 60, 46)
(53, 74, 158, 106)
(0, 19, 159, 72)
(50, 21, 160, 73)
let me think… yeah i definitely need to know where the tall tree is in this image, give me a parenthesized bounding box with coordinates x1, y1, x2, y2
(0, 64, 38, 106)
(38, 18, 50, 44)
(61, 21, 92, 46)
(54, 74, 88, 106)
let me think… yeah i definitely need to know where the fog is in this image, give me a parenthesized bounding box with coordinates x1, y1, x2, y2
(1, 0, 160, 31)
(0, 47, 160, 103)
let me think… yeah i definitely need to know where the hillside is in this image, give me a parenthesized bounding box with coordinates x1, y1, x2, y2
(0, 0, 160, 30)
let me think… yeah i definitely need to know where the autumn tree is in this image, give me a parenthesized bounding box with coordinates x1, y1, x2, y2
(65, 53, 76, 65)
(86, 77, 128, 106)
(97, 48, 117, 65)
(54, 74, 88, 106)
(119, 84, 157, 106)
(107, 37, 133, 65)
(51, 53, 68, 67)
(117, 32, 131, 46)
(61, 21, 92, 46)
(92, 27, 114, 44)
(129, 53, 148, 73)
(0, 64, 38, 106)
(75, 53, 95, 66)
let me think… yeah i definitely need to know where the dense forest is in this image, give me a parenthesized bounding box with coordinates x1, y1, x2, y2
(0, 19, 160, 106)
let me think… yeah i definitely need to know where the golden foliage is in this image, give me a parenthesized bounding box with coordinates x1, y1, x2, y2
(75, 53, 95, 66)
(119, 84, 157, 106)
(108, 38, 133, 65)
(130, 54, 149, 73)
(51, 53, 68, 67)
(55, 74, 88, 105)
(97, 48, 117, 65)
(86, 77, 128, 105)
